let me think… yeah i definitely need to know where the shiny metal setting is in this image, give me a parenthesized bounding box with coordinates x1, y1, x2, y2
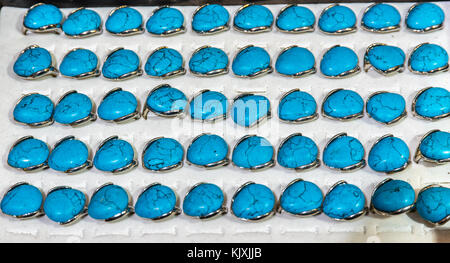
(277, 178, 322, 217)
(231, 181, 276, 222)
(142, 84, 187, 119)
(141, 137, 184, 172)
(369, 178, 415, 217)
(183, 182, 228, 220)
(192, 4, 230, 35)
(95, 136, 138, 174)
(46, 186, 88, 225)
(277, 133, 321, 171)
(323, 180, 368, 221)
(369, 134, 411, 174)
(12, 93, 55, 128)
(148, 6, 186, 36)
(408, 43, 449, 75)
(1, 182, 45, 219)
(318, 4, 357, 35)
(365, 91, 407, 125)
(275, 4, 315, 33)
(7, 136, 50, 172)
(233, 4, 273, 33)
(186, 133, 230, 169)
(414, 129, 450, 165)
(412, 87, 450, 121)
(146, 46, 186, 79)
(52, 135, 93, 174)
(323, 132, 366, 172)
(276, 46, 316, 78)
(106, 5, 144, 36)
(98, 88, 141, 124)
(405, 3, 444, 33)
(60, 48, 101, 79)
(55, 90, 97, 127)
(417, 184, 450, 226)
(321, 45, 361, 78)
(90, 182, 134, 222)
(232, 45, 273, 78)
(360, 3, 401, 33)
(189, 45, 229, 77)
(278, 89, 319, 124)
(231, 135, 275, 171)
(14, 45, 58, 80)
(22, 3, 63, 35)
(364, 43, 405, 76)
(103, 47, 143, 81)
(321, 89, 364, 121)
(63, 7, 103, 38)
(188, 89, 228, 123)
(137, 183, 181, 221)
(231, 93, 272, 128)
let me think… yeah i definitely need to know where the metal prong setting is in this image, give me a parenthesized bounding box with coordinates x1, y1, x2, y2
(277, 133, 321, 171)
(52, 136, 93, 174)
(60, 48, 101, 79)
(369, 178, 415, 216)
(148, 6, 186, 37)
(95, 136, 138, 174)
(231, 181, 276, 222)
(365, 91, 407, 125)
(318, 4, 357, 35)
(231, 135, 275, 171)
(323, 180, 368, 221)
(106, 5, 144, 36)
(275, 4, 315, 33)
(137, 183, 181, 221)
(233, 4, 273, 34)
(364, 43, 405, 76)
(183, 182, 228, 220)
(22, 3, 63, 35)
(414, 129, 450, 165)
(1, 182, 45, 219)
(321, 89, 364, 121)
(277, 178, 322, 217)
(141, 137, 184, 172)
(368, 134, 411, 174)
(7, 136, 50, 172)
(91, 183, 134, 222)
(103, 47, 143, 81)
(278, 89, 319, 124)
(405, 3, 444, 33)
(55, 90, 97, 127)
(360, 3, 401, 33)
(231, 93, 272, 128)
(186, 133, 230, 169)
(276, 46, 316, 78)
(192, 4, 230, 35)
(411, 87, 450, 121)
(189, 46, 229, 77)
(14, 45, 58, 80)
(63, 7, 103, 38)
(232, 45, 273, 78)
(46, 186, 88, 225)
(99, 88, 141, 124)
(323, 133, 366, 172)
(408, 43, 449, 75)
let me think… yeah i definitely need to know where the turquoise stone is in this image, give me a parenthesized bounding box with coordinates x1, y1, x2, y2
(192, 4, 230, 34)
(419, 131, 450, 162)
(232, 136, 274, 169)
(320, 46, 359, 77)
(13, 46, 53, 78)
(365, 45, 405, 73)
(371, 179, 415, 214)
(232, 183, 275, 220)
(44, 187, 86, 224)
(102, 49, 141, 80)
(277, 134, 319, 169)
(362, 3, 401, 31)
(8, 137, 49, 170)
(275, 46, 315, 77)
(187, 134, 228, 167)
(183, 183, 224, 218)
(54, 92, 93, 125)
(143, 137, 183, 171)
(232, 46, 271, 77)
(1, 183, 43, 218)
(60, 49, 98, 78)
(368, 136, 410, 173)
(93, 138, 135, 172)
(13, 93, 54, 125)
(416, 186, 450, 224)
(406, 3, 445, 32)
(106, 6, 143, 34)
(276, 5, 315, 32)
(366, 92, 406, 124)
(98, 89, 138, 121)
(23, 4, 63, 30)
(322, 89, 363, 120)
(409, 44, 448, 74)
(88, 184, 130, 220)
(48, 137, 90, 172)
(318, 5, 356, 34)
(190, 90, 228, 121)
(234, 4, 273, 32)
(323, 134, 365, 170)
(62, 8, 101, 37)
(145, 85, 187, 116)
(278, 90, 317, 122)
(231, 94, 270, 127)
(280, 180, 323, 215)
(146, 7, 184, 35)
(135, 184, 177, 219)
(323, 182, 365, 220)
(189, 47, 228, 76)
(145, 48, 184, 78)
(414, 87, 450, 119)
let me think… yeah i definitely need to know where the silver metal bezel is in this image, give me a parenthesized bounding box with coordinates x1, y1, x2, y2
(46, 186, 88, 225)
(408, 43, 449, 75)
(231, 181, 276, 222)
(14, 45, 58, 80)
(277, 133, 321, 171)
(147, 6, 186, 37)
(63, 7, 103, 38)
(368, 134, 411, 174)
(231, 135, 275, 171)
(60, 48, 101, 79)
(183, 182, 228, 220)
(323, 180, 368, 221)
(275, 4, 315, 33)
(1, 182, 45, 220)
(90, 182, 134, 222)
(417, 184, 450, 226)
(365, 91, 407, 125)
(98, 87, 141, 124)
(364, 43, 405, 76)
(50, 136, 93, 174)
(12, 93, 55, 128)
(22, 3, 63, 35)
(320, 45, 361, 78)
(232, 45, 273, 78)
(321, 89, 364, 121)
(106, 5, 144, 36)
(94, 136, 138, 174)
(231, 93, 272, 128)
(189, 46, 229, 77)
(141, 137, 184, 172)
(360, 3, 401, 33)
(103, 47, 143, 81)
(323, 132, 366, 172)
(136, 183, 181, 221)
(405, 3, 444, 33)
(7, 136, 50, 172)
(414, 129, 450, 165)
(278, 89, 319, 124)
(55, 90, 97, 127)
(188, 89, 229, 123)
(411, 87, 450, 121)
(369, 178, 415, 217)
(192, 4, 230, 35)
(186, 133, 230, 169)
(145, 46, 186, 79)
(277, 178, 322, 217)
(233, 4, 273, 34)
(318, 4, 357, 35)
(142, 84, 187, 119)
(276, 46, 316, 78)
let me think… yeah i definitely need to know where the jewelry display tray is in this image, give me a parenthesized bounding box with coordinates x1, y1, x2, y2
(0, 2, 449, 242)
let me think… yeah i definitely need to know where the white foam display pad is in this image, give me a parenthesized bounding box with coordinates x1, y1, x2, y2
(0, 2, 449, 243)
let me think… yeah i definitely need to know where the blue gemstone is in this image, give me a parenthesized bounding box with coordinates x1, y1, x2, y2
(277, 134, 319, 169)
(23, 4, 63, 30)
(8, 137, 49, 170)
(54, 92, 93, 125)
(275, 46, 315, 77)
(276, 5, 315, 32)
(98, 89, 138, 121)
(88, 184, 130, 220)
(278, 90, 317, 122)
(322, 89, 363, 120)
(371, 179, 415, 214)
(44, 187, 86, 224)
(13, 93, 54, 125)
(409, 43, 448, 74)
(318, 4, 356, 34)
(323, 182, 365, 220)
(231, 94, 270, 127)
(414, 87, 450, 119)
(102, 48, 141, 80)
(183, 183, 225, 218)
(189, 47, 229, 76)
(145, 47, 184, 78)
(280, 180, 323, 215)
(93, 138, 135, 172)
(366, 92, 406, 124)
(135, 184, 177, 219)
(232, 46, 272, 77)
(406, 3, 445, 32)
(187, 134, 228, 167)
(145, 85, 187, 117)
(234, 4, 273, 32)
(143, 137, 184, 171)
(62, 8, 101, 37)
(48, 137, 90, 172)
(320, 46, 359, 77)
(146, 7, 184, 35)
(232, 183, 275, 220)
(323, 134, 365, 170)
(105, 6, 143, 34)
(190, 90, 228, 121)
(419, 130, 450, 162)
(59, 49, 98, 78)
(365, 45, 405, 73)
(232, 136, 274, 169)
(362, 3, 401, 31)
(192, 4, 230, 34)
(416, 186, 450, 224)
(368, 136, 410, 173)
(1, 183, 43, 218)
(13, 46, 53, 78)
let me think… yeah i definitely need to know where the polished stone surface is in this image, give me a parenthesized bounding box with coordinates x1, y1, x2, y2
(232, 46, 271, 77)
(183, 183, 224, 218)
(145, 48, 184, 77)
(187, 134, 228, 167)
(48, 138, 90, 172)
(54, 92, 93, 125)
(13, 93, 54, 125)
(1, 184, 43, 217)
(231, 94, 270, 127)
(44, 188, 86, 223)
(276, 5, 315, 32)
(320, 46, 358, 77)
(13, 46, 53, 78)
(135, 184, 177, 219)
(372, 180, 415, 213)
(419, 131, 450, 161)
(60, 48, 98, 77)
(323, 135, 364, 169)
(365, 45, 405, 72)
(414, 87, 450, 119)
(192, 4, 229, 33)
(368, 136, 410, 173)
(93, 138, 134, 172)
(189, 47, 228, 75)
(98, 89, 138, 121)
(406, 3, 445, 31)
(24, 4, 63, 30)
(280, 180, 323, 215)
(88, 184, 129, 220)
(322, 89, 363, 119)
(416, 186, 450, 223)
(366, 92, 405, 124)
(362, 3, 401, 31)
(106, 6, 142, 34)
(277, 135, 318, 169)
(146, 7, 184, 35)
(275, 46, 315, 76)
(62, 8, 101, 36)
(278, 90, 316, 121)
(143, 137, 184, 171)
(318, 5, 356, 33)
(234, 4, 273, 31)
(409, 44, 448, 73)
(102, 49, 140, 79)
(190, 90, 228, 121)
(146, 85, 187, 116)
(232, 183, 275, 220)
(8, 137, 49, 169)
(232, 136, 273, 169)
(323, 183, 365, 219)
